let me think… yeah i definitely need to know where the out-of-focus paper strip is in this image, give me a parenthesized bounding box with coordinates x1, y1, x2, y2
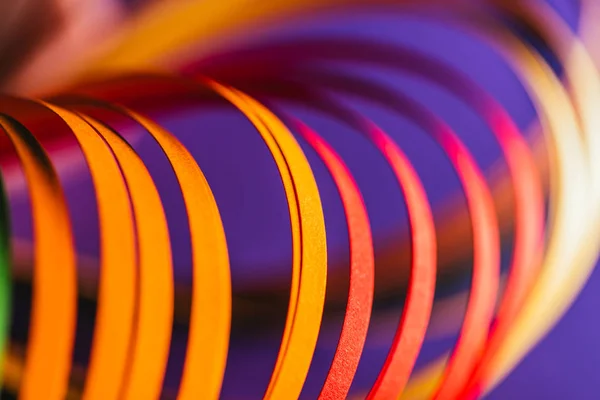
(0, 114, 77, 400)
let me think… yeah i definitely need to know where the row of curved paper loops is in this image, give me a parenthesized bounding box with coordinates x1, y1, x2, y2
(0, 0, 599, 399)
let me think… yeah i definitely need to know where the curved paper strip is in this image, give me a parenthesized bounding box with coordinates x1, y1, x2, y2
(205, 79, 327, 399)
(290, 118, 374, 400)
(41, 103, 137, 400)
(125, 108, 231, 400)
(0, 169, 10, 386)
(428, 120, 499, 400)
(361, 120, 438, 400)
(0, 114, 77, 400)
(80, 115, 174, 400)
(94, 104, 232, 400)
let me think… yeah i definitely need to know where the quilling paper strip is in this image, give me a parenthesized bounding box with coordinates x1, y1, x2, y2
(0, 112, 77, 400)
(0, 160, 9, 387)
(42, 103, 137, 400)
(290, 118, 374, 400)
(220, 86, 327, 400)
(110, 108, 230, 400)
(81, 115, 174, 400)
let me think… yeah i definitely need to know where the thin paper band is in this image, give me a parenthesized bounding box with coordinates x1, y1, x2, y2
(290, 118, 374, 400)
(0, 148, 11, 388)
(81, 115, 174, 400)
(0, 113, 77, 400)
(206, 80, 327, 399)
(41, 103, 137, 400)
